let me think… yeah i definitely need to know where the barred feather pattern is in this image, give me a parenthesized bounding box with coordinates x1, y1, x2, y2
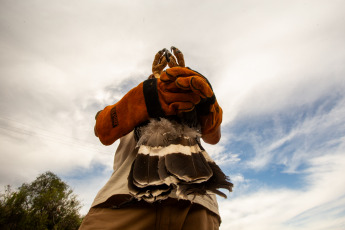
(128, 118, 233, 202)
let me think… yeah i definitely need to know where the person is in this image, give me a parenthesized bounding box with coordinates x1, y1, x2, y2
(79, 47, 233, 230)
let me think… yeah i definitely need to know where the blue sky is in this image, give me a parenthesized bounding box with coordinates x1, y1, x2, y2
(1, 0, 345, 229)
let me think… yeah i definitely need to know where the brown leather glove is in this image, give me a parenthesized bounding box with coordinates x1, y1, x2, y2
(160, 66, 222, 144)
(94, 78, 201, 145)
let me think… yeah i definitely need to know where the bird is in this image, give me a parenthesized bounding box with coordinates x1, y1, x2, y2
(127, 47, 233, 203)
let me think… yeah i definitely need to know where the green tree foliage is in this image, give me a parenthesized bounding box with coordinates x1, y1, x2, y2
(0, 171, 83, 230)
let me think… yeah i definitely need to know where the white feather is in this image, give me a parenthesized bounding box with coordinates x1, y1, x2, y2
(136, 118, 201, 147)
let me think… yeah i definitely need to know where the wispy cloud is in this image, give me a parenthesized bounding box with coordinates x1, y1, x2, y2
(217, 85, 345, 229)
(222, 91, 345, 172)
(1, 0, 345, 227)
(219, 150, 345, 229)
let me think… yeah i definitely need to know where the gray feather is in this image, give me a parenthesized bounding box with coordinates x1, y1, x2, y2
(129, 118, 233, 202)
(165, 152, 213, 183)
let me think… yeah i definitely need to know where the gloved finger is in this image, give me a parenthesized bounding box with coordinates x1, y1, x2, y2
(170, 101, 196, 114)
(188, 76, 214, 98)
(166, 67, 202, 78)
(162, 101, 196, 116)
(160, 91, 201, 105)
(175, 76, 214, 98)
(159, 81, 188, 92)
(160, 70, 176, 83)
(160, 67, 207, 83)
(171, 46, 185, 67)
(160, 66, 193, 82)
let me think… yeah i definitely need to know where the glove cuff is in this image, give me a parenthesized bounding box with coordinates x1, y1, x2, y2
(143, 78, 165, 118)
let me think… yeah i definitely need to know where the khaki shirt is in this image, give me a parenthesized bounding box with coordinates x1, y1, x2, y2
(91, 131, 220, 217)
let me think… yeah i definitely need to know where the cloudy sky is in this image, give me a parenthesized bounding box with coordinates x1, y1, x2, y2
(1, 0, 345, 229)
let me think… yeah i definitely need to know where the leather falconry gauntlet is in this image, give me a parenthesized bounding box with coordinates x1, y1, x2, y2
(160, 68, 222, 144)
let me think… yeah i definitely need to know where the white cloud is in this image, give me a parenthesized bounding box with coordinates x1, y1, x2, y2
(217, 88, 345, 229)
(221, 93, 345, 173)
(219, 150, 345, 230)
(202, 131, 241, 166)
(213, 0, 345, 124)
(0, 114, 116, 188)
(1, 1, 345, 226)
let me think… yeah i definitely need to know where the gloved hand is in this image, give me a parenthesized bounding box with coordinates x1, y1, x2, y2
(159, 47, 222, 144)
(160, 47, 215, 114)
(94, 50, 202, 146)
